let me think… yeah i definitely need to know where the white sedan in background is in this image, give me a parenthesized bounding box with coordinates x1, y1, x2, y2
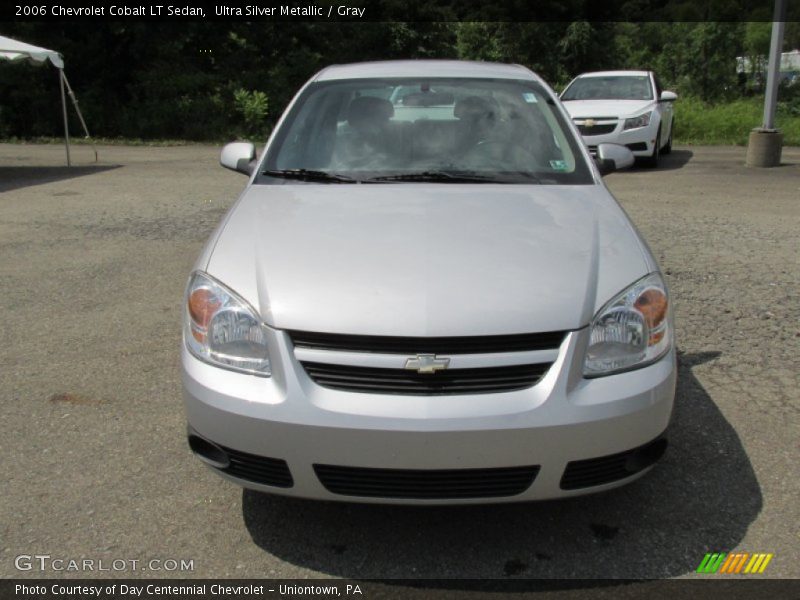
(561, 70, 677, 166)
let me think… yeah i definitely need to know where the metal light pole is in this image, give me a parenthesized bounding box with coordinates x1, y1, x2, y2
(746, 0, 787, 167)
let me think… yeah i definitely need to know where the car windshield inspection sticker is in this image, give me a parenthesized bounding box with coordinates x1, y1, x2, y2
(550, 159, 567, 171)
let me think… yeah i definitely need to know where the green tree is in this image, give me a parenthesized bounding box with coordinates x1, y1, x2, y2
(455, 22, 566, 83)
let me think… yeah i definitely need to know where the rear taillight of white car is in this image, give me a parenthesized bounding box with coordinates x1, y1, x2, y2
(184, 272, 271, 376)
(583, 272, 671, 376)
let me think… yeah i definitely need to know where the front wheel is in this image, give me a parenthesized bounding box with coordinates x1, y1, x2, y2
(662, 122, 673, 155)
(640, 126, 661, 167)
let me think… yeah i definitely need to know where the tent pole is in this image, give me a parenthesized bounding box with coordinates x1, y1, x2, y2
(59, 68, 71, 167)
(61, 71, 98, 162)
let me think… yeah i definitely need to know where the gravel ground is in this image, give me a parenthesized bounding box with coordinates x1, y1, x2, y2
(1, 143, 798, 584)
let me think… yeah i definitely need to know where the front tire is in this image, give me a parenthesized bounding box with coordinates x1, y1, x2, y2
(641, 125, 661, 167)
(662, 122, 673, 155)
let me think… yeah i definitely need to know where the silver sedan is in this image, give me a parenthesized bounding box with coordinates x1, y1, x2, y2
(182, 60, 676, 504)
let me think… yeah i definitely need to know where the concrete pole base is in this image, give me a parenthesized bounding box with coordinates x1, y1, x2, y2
(746, 128, 783, 167)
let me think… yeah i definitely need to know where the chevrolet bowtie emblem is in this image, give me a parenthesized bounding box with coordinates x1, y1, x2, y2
(404, 354, 450, 374)
(584, 119, 596, 127)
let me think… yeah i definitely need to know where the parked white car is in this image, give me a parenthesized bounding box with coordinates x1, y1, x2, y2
(561, 70, 677, 166)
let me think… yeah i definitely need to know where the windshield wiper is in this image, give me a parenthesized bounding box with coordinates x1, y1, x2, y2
(365, 171, 497, 183)
(262, 168, 357, 183)
(367, 170, 543, 184)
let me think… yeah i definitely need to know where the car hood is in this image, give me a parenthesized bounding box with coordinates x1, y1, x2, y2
(562, 99, 656, 119)
(205, 184, 653, 337)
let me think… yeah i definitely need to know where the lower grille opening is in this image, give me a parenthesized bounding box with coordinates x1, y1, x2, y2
(314, 464, 539, 499)
(301, 362, 552, 395)
(625, 142, 648, 152)
(213, 444, 293, 488)
(577, 123, 617, 136)
(560, 436, 667, 490)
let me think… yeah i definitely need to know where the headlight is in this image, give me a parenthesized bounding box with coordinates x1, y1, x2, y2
(623, 111, 652, 130)
(184, 272, 270, 376)
(584, 273, 671, 377)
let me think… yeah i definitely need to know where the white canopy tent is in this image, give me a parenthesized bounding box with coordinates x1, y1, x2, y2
(0, 34, 96, 165)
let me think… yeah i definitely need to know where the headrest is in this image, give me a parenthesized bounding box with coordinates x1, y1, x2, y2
(347, 96, 394, 129)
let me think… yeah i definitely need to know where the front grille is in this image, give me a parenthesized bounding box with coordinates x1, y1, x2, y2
(288, 330, 566, 354)
(560, 437, 667, 490)
(314, 464, 540, 499)
(218, 446, 293, 488)
(577, 123, 616, 136)
(300, 361, 552, 395)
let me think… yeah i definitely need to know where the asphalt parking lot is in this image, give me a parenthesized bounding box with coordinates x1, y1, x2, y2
(1, 143, 798, 583)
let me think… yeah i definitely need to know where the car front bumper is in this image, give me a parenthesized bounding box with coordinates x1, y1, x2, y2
(576, 121, 658, 157)
(182, 328, 676, 504)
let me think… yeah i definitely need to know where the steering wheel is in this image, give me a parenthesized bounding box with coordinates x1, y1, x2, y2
(462, 139, 541, 169)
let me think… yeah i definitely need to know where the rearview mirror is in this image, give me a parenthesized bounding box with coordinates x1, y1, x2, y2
(660, 90, 678, 102)
(595, 143, 635, 176)
(220, 142, 256, 175)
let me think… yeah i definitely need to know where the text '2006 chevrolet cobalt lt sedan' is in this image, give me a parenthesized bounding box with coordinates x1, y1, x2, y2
(182, 60, 676, 504)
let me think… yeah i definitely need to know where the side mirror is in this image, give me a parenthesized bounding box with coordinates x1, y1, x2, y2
(220, 142, 256, 175)
(595, 143, 635, 176)
(660, 90, 678, 102)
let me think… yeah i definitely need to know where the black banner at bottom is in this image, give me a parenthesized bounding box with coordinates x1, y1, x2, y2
(3, 579, 799, 600)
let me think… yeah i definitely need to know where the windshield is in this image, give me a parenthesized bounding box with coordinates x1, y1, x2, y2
(561, 75, 654, 101)
(259, 78, 592, 184)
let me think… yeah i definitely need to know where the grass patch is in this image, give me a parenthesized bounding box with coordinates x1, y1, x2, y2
(675, 96, 800, 146)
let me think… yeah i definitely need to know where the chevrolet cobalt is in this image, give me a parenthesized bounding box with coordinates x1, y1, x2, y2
(183, 61, 676, 503)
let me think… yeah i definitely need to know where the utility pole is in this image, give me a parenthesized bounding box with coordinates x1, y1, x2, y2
(746, 0, 787, 167)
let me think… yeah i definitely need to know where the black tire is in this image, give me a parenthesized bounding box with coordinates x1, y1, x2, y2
(662, 122, 673, 155)
(640, 125, 661, 167)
